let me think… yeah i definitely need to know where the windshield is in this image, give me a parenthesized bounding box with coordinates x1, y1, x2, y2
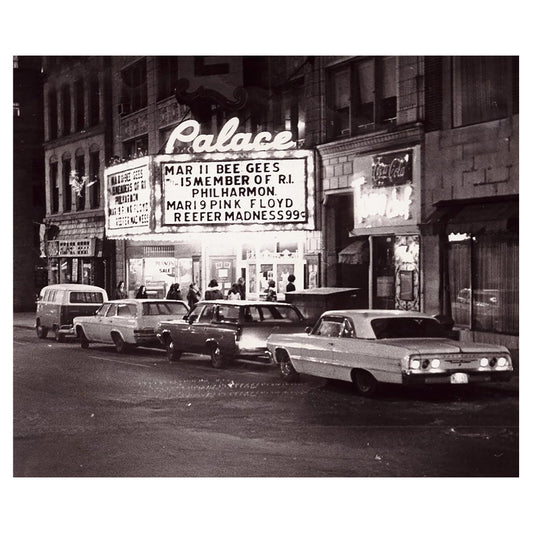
(142, 301, 188, 316)
(371, 317, 448, 339)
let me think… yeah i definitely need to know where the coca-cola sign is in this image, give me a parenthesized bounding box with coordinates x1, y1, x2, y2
(371, 150, 412, 188)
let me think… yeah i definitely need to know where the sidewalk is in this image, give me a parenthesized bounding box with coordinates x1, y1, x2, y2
(13, 312, 35, 330)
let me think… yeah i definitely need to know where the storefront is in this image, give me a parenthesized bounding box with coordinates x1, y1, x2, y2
(105, 118, 320, 300)
(321, 145, 422, 311)
(46, 236, 110, 288)
(424, 195, 519, 340)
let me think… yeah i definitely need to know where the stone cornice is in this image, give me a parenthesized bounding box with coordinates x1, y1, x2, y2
(316, 124, 425, 158)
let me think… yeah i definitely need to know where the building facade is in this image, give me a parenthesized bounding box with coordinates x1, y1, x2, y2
(37, 56, 519, 348)
(13, 56, 45, 310)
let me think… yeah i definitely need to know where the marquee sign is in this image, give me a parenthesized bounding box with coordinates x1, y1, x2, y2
(162, 158, 308, 225)
(105, 158, 151, 235)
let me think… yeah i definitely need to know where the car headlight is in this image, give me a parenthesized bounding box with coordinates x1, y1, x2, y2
(497, 357, 509, 367)
(480, 357, 489, 367)
(410, 359, 420, 370)
(430, 359, 441, 369)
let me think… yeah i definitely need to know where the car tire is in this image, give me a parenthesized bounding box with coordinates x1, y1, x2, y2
(279, 352, 299, 382)
(36, 323, 48, 339)
(112, 333, 129, 354)
(210, 344, 226, 369)
(78, 329, 89, 349)
(352, 370, 378, 396)
(166, 339, 182, 362)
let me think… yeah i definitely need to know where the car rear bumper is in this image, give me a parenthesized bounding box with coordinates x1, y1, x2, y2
(402, 370, 513, 385)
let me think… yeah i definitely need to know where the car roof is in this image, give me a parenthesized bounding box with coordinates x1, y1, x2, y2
(321, 309, 436, 320)
(42, 283, 106, 291)
(196, 299, 295, 306)
(107, 299, 188, 304)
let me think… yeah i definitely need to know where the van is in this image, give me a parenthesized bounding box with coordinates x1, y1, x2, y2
(36, 284, 108, 342)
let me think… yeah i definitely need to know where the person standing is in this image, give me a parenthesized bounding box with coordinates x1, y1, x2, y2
(166, 283, 183, 300)
(113, 281, 127, 299)
(237, 277, 246, 300)
(264, 279, 277, 301)
(227, 283, 242, 300)
(187, 282, 201, 308)
(135, 285, 148, 299)
(204, 279, 223, 300)
(285, 274, 296, 293)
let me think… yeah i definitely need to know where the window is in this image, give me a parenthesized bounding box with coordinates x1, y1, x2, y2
(70, 292, 104, 304)
(198, 304, 215, 323)
(106, 304, 118, 317)
(75, 79, 85, 131)
(327, 57, 398, 138)
(48, 90, 58, 139)
(13, 102, 20, 117)
(61, 84, 71, 136)
(453, 56, 515, 127)
(62, 157, 72, 211)
(123, 135, 148, 160)
(117, 304, 137, 317)
(89, 150, 100, 208)
(279, 78, 305, 145)
(89, 75, 100, 126)
(449, 233, 518, 335)
(96, 304, 110, 317)
(50, 161, 59, 213)
(120, 59, 147, 114)
(74, 153, 86, 211)
(142, 301, 188, 316)
(313, 316, 344, 337)
(157, 56, 179, 100)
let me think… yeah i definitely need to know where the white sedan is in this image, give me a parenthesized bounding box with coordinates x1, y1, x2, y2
(73, 299, 189, 353)
(266, 310, 513, 395)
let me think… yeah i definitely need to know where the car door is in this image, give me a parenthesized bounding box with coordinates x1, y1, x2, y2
(114, 303, 137, 344)
(97, 303, 117, 343)
(297, 316, 344, 377)
(82, 303, 109, 341)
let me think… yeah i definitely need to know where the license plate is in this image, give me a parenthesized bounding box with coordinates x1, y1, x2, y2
(451, 372, 469, 384)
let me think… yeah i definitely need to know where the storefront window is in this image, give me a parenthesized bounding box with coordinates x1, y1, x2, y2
(448, 233, 518, 334)
(372, 236, 395, 310)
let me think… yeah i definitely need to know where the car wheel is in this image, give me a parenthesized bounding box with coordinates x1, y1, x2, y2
(36, 323, 48, 339)
(166, 338, 182, 362)
(112, 334, 129, 354)
(352, 370, 378, 396)
(78, 329, 89, 349)
(279, 352, 299, 382)
(210, 344, 226, 369)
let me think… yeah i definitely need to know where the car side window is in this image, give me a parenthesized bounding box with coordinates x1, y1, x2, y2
(314, 318, 343, 337)
(96, 304, 110, 317)
(341, 318, 355, 338)
(198, 304, 215, 323)
(216, 305, 240, 323)
(244, 306, 261, 322)
(117, 304, 136, 317)
(106, 304, 118, 317)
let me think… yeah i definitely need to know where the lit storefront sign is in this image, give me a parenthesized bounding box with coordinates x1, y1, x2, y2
(352, 149, 419, 230)
(104, 157, 151, 237)
(47, 238, 96, 257)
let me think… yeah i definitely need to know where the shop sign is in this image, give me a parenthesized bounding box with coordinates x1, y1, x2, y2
(164, 117, 295, 154)
(162, 158, 308, 225)
(105, 161, 150, 231)
(371, 151, 412, 187)
(352, 149, 419, 229)
(48, 238, 95, 257)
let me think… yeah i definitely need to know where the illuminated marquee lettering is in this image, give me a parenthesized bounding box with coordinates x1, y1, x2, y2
(164, 117, 295, 154)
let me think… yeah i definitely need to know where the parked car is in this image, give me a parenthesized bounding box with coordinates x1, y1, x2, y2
(155, 299, 307, 368)
(73, 299, 189, 353)
(36, 283, 108, 342)
(267, 309, 513, 396)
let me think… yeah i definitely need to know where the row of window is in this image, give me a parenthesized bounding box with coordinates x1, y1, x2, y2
(326, 56, 518, 139)
(49, 150, 101, 214)
(47, 75, 100, 140)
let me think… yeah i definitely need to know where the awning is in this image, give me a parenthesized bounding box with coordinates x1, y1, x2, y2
(338, 239, 369, 264)
(423, 198, 518, 235)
